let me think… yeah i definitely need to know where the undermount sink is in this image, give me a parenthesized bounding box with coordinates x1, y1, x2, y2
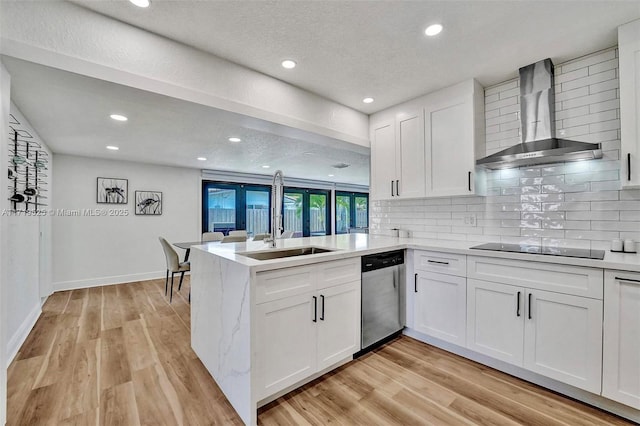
(238, 246, 335, 261)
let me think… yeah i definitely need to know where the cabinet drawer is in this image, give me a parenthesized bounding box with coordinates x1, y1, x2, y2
(317, 258, 361, 290)
(414, 250, 466, 277)
(256, 265, 315, 304)
(467, 256, 603, 299)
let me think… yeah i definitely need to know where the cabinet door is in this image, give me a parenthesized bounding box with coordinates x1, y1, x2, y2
(619, 20, 640, 188)
(370, 121, 397, 200)
(255, 294, 316, 399)
(523, 289, 603, 394)
(425, 93, 475, 197)
(316, 281, 361, 370)
(414, 272, 466, 346)
(602, 272, 640, 408)
(396, 110, 425, 199)
(467, 279, 524, 365)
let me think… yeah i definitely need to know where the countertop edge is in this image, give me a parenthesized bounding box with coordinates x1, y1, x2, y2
(190, 235, 640, 273)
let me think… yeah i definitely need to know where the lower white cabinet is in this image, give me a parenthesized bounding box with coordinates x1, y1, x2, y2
(467, 279, 603, 393)
(602, 271, 640, 408)
(467, 279, 524, 365)
(316, 281, 361, 370)
(255, 293, 317, 398)
(523, 289, 602, 394)
(255, 280, 360, 400)
(414, 271, 466, 346)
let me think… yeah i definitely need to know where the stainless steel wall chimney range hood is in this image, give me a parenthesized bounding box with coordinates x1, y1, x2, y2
(476, 59, 602, 170)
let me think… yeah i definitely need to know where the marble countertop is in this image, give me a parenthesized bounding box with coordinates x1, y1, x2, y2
(191, 234, 640, 273)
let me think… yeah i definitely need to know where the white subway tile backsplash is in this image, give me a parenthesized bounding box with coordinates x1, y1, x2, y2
(369, 47, 636, 250)
(562, 89, 617, 109)
(561, 69, 615, 92)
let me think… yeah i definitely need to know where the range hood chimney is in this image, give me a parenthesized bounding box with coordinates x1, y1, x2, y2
(476, 58, 602, 169)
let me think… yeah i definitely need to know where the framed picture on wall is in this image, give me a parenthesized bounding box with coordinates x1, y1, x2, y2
(135, 190, 162, 215)
(97, 177, 128, 204)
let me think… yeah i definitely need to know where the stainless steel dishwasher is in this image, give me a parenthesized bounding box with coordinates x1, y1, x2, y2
(359, 250, 405, 353)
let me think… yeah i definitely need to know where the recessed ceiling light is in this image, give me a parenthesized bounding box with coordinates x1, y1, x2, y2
(281, 60, 297, 69)
(129, 0, 150, 7)
(106, 146, 119, 151)
(362, 97, 374, 104)
(197, 157, 207, 161)
(110, 114, 128, 121)
(228, 137, 242, 143)
(262, 165, 270, 169)
(425, 24, 443, 37)
(328, 174, 335, 177)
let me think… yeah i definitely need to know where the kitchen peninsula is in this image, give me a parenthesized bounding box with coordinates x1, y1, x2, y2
(190, 234, 640, 425)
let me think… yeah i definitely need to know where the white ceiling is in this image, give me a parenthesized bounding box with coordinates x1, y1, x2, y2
(72, 0, 640, 114)
(4, 1, 640, 187)
(2, 57, 370, 185)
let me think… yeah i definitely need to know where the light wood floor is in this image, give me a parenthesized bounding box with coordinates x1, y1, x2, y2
(7, 277, 633, 426)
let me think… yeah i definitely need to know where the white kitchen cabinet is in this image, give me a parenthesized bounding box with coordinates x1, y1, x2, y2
(467, 255, 604, 394)
(369, 79, 485, 201)
(523, 289, 603, 394)
(316, 281, 361, 370)
(370, 120, 397, 200)
(602, 271, 640, 408)
(370, 110, 425, 200)
(413, 271, 466, 346)
(254, 259, 361, 400)
(619, 19, 640, 188)
(467, 279, 525, 365)
(424, 79, 485, 197)
(255, 294, 317, 399)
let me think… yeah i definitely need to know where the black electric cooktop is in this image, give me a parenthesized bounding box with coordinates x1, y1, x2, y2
(470, 243, 605, 260)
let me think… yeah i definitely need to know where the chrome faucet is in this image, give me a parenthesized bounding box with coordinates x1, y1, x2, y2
(266, 170, 284, 247)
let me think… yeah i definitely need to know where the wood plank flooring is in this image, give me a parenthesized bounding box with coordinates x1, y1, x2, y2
(7, 278, 634, 425)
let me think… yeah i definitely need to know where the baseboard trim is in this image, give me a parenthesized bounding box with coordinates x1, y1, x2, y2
(7, 302, 42, 366)
(52, 270, 186, 292)
(403, 328, 640, 424)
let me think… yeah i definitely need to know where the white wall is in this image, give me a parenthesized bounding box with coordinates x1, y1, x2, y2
(370, 47, 640, 250)
(0, 60, 10, 426)
(4, 104, 53, 365)
(0, 1, 369, 149)
(52, 155, 200, 290)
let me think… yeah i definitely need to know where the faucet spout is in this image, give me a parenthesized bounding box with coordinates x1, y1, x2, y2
(267, 170, 285, 248)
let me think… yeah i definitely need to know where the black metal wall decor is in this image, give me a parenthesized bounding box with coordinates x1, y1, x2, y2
(8, 115, 49, 211)
(135, 190, 162, 215)
(97, 177, 128, 204)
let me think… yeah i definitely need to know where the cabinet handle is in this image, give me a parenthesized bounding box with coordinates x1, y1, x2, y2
(528, 293, 532, 319)
(628, 153, 632, 181)
(312, 296, 317, 322)
(396, 180, 400, 196)
(391, 180, 395, 196)
(468, 171, 472, 191)
(427, 260, 449, 265)
(414, 273, 418, 292)
(615, 276, 640, 284)
(320, 295, 325, 321)
(516, 291, 521, 317)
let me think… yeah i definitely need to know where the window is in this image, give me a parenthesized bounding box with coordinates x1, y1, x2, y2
(335, 191, 368, 234)
(202, 182, 270, 236)
(283, 188, 331, 237)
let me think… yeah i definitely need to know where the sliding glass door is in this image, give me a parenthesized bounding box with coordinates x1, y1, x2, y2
(284, 188, 331, 237)
(202, 182, 270, 236)
(336, 191, 369, 234)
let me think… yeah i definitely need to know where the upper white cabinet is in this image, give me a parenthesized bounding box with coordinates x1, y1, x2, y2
(602, 271, 640, 409)
(619, 19, 640, 188)
(425, 79, 486, 197)
(369, 79, 485, 201)
(370, 110, 425, 200)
